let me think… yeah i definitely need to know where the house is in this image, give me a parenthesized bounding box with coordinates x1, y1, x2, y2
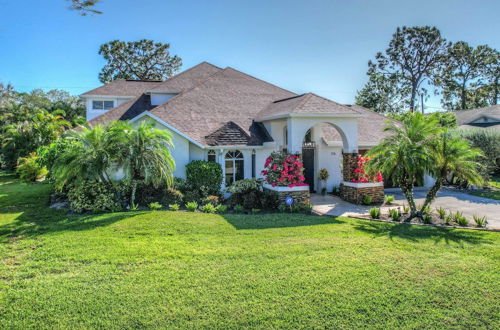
(454, 105, 500, 130)
(82, 62, 394, 192)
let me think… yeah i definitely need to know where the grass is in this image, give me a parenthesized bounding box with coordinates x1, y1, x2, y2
(0, 172, 499, 328)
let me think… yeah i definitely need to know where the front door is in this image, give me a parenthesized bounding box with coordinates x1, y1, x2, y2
(302, 147, 315, 192)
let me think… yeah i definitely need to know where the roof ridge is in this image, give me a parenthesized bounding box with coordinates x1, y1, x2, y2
(151, 61, 222, 91)
(224, 66, 297, 96)
(293, 93, 314, 113)
(306, 92, 363, 114)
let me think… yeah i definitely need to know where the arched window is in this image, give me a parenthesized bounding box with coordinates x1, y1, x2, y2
(225, 150, 244, 186)
(207, 150, 216, 162)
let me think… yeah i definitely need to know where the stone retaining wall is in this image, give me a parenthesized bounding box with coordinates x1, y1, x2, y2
(342, 153, 358, 182)
(340, 182, 384, 204)
(263, 184, 310, 207)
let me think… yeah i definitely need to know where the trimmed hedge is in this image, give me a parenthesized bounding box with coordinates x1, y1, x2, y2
(186, 161, 222, 196)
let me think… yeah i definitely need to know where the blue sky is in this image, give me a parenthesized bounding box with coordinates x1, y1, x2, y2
(0, 0, 499, 110)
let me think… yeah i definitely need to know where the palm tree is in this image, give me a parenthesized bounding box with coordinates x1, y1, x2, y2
(52, 125, 113, 188)
(420, 133, 483, 212)
(107, 121, 175, 206)
(366, 112, 441, 219)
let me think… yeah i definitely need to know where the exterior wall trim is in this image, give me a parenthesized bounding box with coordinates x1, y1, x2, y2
(342, 181, 384, 188)
(263, 183, 310, 192)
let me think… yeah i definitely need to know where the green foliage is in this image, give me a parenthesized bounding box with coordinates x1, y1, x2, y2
(15, 153, 48, 182)
(435, 42, 499, 110)
(402, 204, 410, 214)
(422, 214, 433, 224)
(361, 195, 373, 205)
(186, 160, 223, 196)
(185, 201, 198, 212)
(201, 203, 217, 213)
(67, 181, 123, 213)
(366, 112, 442, 215)
(251, 208, 261, 214)
(451, 128, 500, 180)
(227, 179, 273, 210)
(473, 215, 487, 228)
(233, 204, 244, 213)
(98, 39, 182, 83)
(355, 72, 406, 114)
(384, 195, 395, 204)
(444, 214, 453, 225)
(388, 208, 401, 221)
(452, 211, 469, 226)
(68, 0, 102, 16)
(369, 207, 381, 219)
(169, 204, 180, 211)
(319, 168, 329, 181)
(436, 207, 447, 220)
(129, 203, 139, 211)
(366, 26, 449, 111)
(202, 195, 220, 206)
(215, 204, 228, 213)
(148, 202, 163, 211)
(37, 138, 77, 176)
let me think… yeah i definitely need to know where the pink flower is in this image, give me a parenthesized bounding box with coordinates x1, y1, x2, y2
(272, 183, 276, 187)
(298, 176, 305, 181)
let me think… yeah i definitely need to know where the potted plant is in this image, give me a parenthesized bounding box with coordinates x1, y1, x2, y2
(319, 168, 329, 196)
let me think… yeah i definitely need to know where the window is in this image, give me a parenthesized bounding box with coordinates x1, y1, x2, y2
(207, 150, 216, 162)
(225, 150, 244, 186)
(92, 100, 114, 110)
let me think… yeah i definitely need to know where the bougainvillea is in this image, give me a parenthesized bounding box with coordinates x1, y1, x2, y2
(352, 155, 383, 183)
(261, 151, 308, 188)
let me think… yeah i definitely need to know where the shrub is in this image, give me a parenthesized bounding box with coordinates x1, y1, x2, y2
(148, 202, 162, 210)
(251, 208, 261, 214)
(202, 195, 220, 206)
(444, 214, 453, 225)
(37, 139, 77, 176)
(185, 201, 198, 212)
(402, 204, 410, 214)
(164, 188, 184, 205)
(183, 190, 202, 203)
(227, 179, 264, 209)
(233, 204, 244, 213)
(473, 215, 488, 228)
(302, 203, 313, 213)
(291, 204, 301, 213)
(277, 204, 287, 213)
(452, 211, 469, 226)
(418, 204, 430, 215)
(384, 195, 395, 204)
(436, 207, 447, 220)
(362, 195, 373, 205)
(186, 160, 223, 196)
(67, 181, 122, 213)
(135, 183, 183, 206)
(215, 204, 228, 213)
(389, 208, 401, 221)
(129, 203, 139, 211)
(173, 177, 189, 192)
(422, 214, 433, 224)
(369, 207, 380, 219)
(261, 151, 307, 188)
(260, 190, 280, 210)
(169, 203, 180, 211)
(16, 153, 48, 182)
(201, 203, 216, 213)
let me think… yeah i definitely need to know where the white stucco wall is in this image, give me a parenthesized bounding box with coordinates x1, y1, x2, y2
(84, 96, 132, 121)
(150, 93, 176, 106)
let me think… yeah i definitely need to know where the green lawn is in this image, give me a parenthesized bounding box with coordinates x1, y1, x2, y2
(470, 190, 500, 201)
(1, 172, 499, 328)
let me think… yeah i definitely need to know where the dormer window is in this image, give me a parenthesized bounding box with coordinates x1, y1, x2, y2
(92, 100, 114, 110)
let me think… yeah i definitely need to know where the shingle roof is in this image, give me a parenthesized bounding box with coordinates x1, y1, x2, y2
(150, 62, 222, 92)
(82, 80, 162, 96)
(256, 93, 361, 119)
(88, 94, 155, 126)
(321, 104, 397, 145)
(148, 67, 296, 145)
(453, 105, 500, 125)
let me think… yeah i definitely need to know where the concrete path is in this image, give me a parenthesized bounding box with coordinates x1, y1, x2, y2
(311, 189, 500, 230)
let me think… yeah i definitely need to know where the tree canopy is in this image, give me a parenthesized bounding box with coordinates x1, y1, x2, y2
(67, 0, 102, 15)
(98, 40, 182, 83)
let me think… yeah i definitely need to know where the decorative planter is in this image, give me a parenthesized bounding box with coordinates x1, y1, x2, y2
(263, 183, 310, 207)
(339, 181, 384, 204)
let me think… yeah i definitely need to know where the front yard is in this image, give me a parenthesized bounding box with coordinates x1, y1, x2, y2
(0, 172, 499, 328)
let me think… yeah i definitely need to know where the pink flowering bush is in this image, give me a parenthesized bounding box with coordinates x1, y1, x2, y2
(261, 151, 308, 188)
(352, 155, 383, 183)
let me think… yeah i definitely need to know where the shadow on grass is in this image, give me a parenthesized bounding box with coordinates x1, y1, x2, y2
(353, 220, 492, 245)
(221, 213, 345, 230)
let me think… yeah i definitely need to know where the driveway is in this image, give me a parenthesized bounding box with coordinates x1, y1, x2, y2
(311, 188, 500, 229)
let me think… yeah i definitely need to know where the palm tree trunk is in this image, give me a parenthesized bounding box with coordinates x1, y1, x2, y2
(130, 180, 138, 207)
(421, 178, 442, 213)
(401, 177, 417, 221)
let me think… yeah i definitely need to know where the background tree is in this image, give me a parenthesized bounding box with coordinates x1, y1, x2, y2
(98, 40, 182, 83)
(355, 73, 407, 113)
(481, 47, 500, 105)
(67, 0, 102, 15)
(366, 26, 449, 112)
(435, 42, 497, 110)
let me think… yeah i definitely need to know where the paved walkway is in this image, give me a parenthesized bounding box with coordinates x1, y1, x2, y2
(311, 188, 500, 229)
